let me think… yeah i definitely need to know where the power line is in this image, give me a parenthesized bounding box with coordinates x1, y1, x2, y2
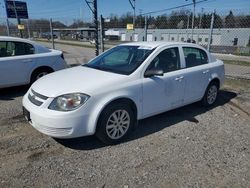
(140, 0, 209, 16)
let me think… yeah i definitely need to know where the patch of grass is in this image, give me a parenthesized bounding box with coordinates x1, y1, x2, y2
(36, 39, 96, 49)
(223, 60, 250, 66)
(35, 39, 110, 50)
(235, 53, 250, 57)
(224, 78, 250, 92)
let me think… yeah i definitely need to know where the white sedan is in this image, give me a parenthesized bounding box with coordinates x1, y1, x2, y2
(23, 42, 224, 144)
(0, 36, 67, 89)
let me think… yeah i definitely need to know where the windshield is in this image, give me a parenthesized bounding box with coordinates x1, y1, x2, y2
(83, 45, 155, 75)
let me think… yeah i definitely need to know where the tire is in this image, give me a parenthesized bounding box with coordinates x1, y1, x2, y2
(31, 68, 53, 84)
(96, 102, 136, 145)
(201, 82, 219, 107)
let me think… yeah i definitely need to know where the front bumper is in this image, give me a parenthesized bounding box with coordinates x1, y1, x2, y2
(22, 89, 94, 139)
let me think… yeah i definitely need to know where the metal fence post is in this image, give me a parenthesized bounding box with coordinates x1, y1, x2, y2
(27, 19, 31, 38)
(50, 18, 55, 49)
(6, 18, 10, 36)
(191, 0, 196, 41)
(144, 16, 147, 41)
(186, 14, 190, 40)
(100, 15, 104, 53)
(207, 10, 215, 52)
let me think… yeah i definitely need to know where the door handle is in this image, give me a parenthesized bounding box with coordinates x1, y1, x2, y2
(175, 76, 184, 81)
(203, 70, 210, 74)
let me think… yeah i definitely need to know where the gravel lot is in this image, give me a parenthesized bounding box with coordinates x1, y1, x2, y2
(0, 77, 250, 188)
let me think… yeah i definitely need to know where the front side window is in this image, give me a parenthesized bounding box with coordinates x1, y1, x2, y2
(147, 47, 181, 73)
(0, 41, 14, 57)
(84, 45, 155, 75)
(0, 41, 34, 57)
(183, 47, 208, 68)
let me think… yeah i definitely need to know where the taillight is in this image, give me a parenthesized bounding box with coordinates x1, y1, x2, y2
(61, 53, 64, 60)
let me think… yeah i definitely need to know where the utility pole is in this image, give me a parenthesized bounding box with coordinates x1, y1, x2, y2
(3, 0, 10, 36)
(128, 0, 136, 29)
(13, 1, 23, 38)
(85, 0, 99, 56)
(129, 0, 136, 41)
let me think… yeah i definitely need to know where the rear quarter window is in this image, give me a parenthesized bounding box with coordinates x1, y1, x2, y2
(14, 42, 35, 56)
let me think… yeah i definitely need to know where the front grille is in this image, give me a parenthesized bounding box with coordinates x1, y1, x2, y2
(31, 89, 48, 100)
(28, 89, 48, 106)
(28, 94, 43, 106)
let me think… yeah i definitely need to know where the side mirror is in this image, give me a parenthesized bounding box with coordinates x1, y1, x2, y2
(144, 69, 164, 78)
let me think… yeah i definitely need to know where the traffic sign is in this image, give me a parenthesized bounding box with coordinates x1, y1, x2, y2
(5, 1, 29, 19)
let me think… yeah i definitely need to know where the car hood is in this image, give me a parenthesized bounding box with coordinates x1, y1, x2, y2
(31, 66, 127, 97)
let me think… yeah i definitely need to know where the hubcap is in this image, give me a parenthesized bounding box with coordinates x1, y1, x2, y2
(207, 85, 217, 105)
(106, 109, 130, 140)
(36, 72, 48, 80)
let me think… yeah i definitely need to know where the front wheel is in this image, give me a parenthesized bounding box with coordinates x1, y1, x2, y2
(96, 103, 136, 145)
(201, 82, 219, 107)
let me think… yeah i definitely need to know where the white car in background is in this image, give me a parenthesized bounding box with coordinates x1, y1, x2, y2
(23, 42, 224, 145)
(0, 36, 67, 89)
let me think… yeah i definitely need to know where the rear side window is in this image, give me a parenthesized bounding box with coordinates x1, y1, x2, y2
(14, 42, 35, 56)
(183, 47, 208, 68)
(0, 41, 34, 57)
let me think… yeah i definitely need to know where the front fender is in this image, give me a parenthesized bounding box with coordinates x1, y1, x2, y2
(86, 90, 141, 135)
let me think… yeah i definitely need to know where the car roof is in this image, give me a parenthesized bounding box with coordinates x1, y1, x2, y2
(120, 41, 203, 49)
(0, 36, 35, 44)
(0, 36, 53, 53)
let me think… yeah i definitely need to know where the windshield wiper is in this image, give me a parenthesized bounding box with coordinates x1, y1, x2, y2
(83, 64, 112, 72)
(83, 64, 126, 74)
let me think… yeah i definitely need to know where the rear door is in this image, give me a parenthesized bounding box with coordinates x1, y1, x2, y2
(180, 47, 211, 104)
(142, 47, 186, 117)
(0, 41, 35, 87)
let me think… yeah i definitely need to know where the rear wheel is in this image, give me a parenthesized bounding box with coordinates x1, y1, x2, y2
(201, 82, 219, 107)
(96, 103, 136, 145)
(31, 68, 53, 84)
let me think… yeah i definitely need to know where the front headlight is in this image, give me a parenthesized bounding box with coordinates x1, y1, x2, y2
(48, 93, 90, 111)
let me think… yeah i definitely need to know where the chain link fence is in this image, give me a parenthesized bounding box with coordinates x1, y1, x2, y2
(0, 8, 249, 55)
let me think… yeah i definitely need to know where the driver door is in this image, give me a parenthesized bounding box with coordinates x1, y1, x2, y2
(142, 47, 186, 118)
